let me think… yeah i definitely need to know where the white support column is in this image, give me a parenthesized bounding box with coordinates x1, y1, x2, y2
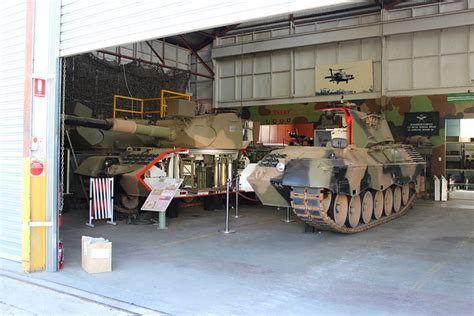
(31, 0, 61, 272)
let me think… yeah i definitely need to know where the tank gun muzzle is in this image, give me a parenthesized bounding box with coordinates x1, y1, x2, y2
(65, 115, 175, 141)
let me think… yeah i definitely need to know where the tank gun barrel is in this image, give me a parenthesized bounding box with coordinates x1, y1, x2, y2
(64, 116, 113, 130)
(65, 115, 175, 141)
(110, 119, 174, 141)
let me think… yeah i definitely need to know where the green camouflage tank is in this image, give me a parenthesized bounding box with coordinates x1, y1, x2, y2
(247, 106, 426, 233)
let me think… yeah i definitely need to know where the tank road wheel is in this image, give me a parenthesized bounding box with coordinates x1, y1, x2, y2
(321, 191, 333, 214)
(333, 194, 348, 226)
(373, 191, 384, 220)
(384, 187, 393, 216)
(361, 191, 373, 224)
(120, 194, 140, 210)
(346, 195, 361, 228)
(393, 186, 402, 213)
(402, 183, 410, 205)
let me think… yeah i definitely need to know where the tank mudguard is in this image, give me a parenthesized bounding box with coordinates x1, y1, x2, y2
(282, 158, 350, 194)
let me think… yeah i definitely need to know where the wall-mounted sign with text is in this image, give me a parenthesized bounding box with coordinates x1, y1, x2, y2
(403, 112, 440, 136)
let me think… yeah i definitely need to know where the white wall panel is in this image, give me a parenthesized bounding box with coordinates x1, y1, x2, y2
(414, 30, 439, 57)
(388, 33, 412, 59)
(470, 26, 474, 51)
(219, 58, 235, 77)
(413, 57, 439, 88)
(0, 0, 25, 262)
(219, 77, 235, 100)
(295, 46, 315, 69)
(214, 1, 473, 106)
(254, 74, 271, 98)
(272, 51, 290, 72)
(235, 75, 253, 100)
(469, 53, 474, 82)
(60, 0, 352, 56)
(272, 72, 290, 97)
(315, 43, 338, 65)
(236, 56, 253, 75)
(388, 59, 412, 91)
(361, 38, 381, 61)
(217, 37, 384, 104)
(338, 40, 360, 62)
(254, 54, 271, 73)
(441, 54, 469, 87)
(294, 69, 315, 97)
(441, 26, 469, 54)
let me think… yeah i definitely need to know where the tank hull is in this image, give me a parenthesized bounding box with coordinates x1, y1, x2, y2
(248, 140, 425, 233)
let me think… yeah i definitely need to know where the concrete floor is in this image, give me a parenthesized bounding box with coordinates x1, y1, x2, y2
(0, 272, 158, 315)
(19, 200, 474, 315)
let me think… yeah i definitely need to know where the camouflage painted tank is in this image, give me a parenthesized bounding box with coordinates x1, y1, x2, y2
(247, 106, 425, 233)
(66, 111, 253, 213)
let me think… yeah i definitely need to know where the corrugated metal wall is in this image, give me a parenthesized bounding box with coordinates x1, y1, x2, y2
(0, 1, 26, 262)
(59, 0, 351, 57)
(213, 1, 474, 107)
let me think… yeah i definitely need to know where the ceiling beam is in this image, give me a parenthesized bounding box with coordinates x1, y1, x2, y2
(194, 24, 240, 51)
(96, 50, 214, 79)
(179, 35, 214, 78)
(145, 41, 165, 65)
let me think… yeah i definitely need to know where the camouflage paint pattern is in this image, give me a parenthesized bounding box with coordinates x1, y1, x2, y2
(70, 112, 248, 150)
(69, 112, 254, 200)
(247, 108, 425, 208)
(241, 94, 474, 177)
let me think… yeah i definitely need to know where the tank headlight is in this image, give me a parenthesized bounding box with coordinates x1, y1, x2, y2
(276, 162, 286, 172)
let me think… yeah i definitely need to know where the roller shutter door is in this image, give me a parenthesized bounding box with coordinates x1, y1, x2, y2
(60, 0, 351, 56)
(0, 1, 27, 262)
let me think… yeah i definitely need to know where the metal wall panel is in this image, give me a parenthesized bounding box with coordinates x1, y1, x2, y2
(59, 0, 352, 56)
(387, 25, 472, 92)
(95, 40, 189, 69)
(214, 1, 474, 106)
(0, 0, 26, 262)
(216, 38, 383, 104)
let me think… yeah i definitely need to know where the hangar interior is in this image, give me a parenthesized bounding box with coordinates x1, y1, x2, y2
(4, 0, 474, 314)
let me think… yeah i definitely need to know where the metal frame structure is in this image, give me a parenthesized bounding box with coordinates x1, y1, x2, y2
(113, 90, 192, 119)
(96, 50, 214, 80)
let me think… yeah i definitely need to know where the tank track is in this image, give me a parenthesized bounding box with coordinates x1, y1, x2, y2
(291, 186, 416, 234)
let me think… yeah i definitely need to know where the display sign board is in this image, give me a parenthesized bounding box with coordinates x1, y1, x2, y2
(33, 78, 46, 97)
(315, 60, 373, 96)
(141, 177, 183, 212)
(403, 112, 440, 136)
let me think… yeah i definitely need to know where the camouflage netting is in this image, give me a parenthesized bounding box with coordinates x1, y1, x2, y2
(64, 53, 190, 118)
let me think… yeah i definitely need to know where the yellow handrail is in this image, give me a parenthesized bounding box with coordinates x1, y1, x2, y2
(113, 95, 144, 119)
(113, 90, 191, 119)
(159, 90, 191, 118)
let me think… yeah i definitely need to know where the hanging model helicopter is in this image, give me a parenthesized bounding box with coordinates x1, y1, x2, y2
(324, 68, 355, 84)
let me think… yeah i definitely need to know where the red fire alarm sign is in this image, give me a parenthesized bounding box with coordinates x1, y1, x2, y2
(30, 159, 45, 176)
(34, 78, 46, 97)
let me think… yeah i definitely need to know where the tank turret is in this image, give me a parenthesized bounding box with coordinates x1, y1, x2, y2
(65, 112, 249, 150)
(247, 106, 425, 233)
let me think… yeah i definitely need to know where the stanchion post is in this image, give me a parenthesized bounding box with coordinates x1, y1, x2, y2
(281, 206, 295, 223)
(157, 211, 168, 230)
(220, 160, 235, 234)
(233, 175, 241, 218)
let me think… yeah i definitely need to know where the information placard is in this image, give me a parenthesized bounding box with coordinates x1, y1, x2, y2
(141, 178, 183, 212)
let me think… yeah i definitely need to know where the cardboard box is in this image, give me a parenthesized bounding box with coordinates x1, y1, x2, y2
(81, 236, 112, 273)
(166, 99, 196, 117)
